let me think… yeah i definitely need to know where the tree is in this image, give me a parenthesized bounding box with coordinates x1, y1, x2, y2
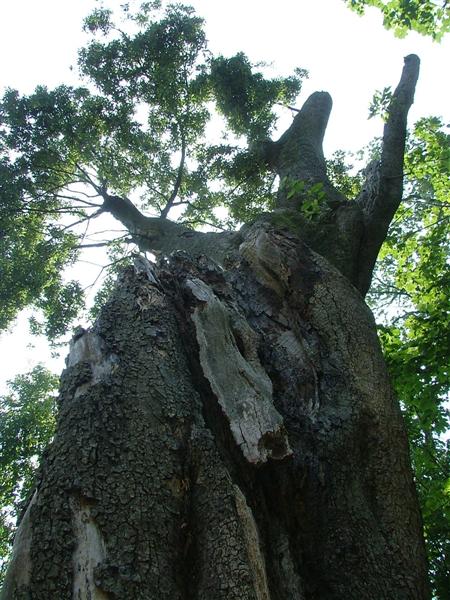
(0, 366, 58, 584)
(344, 0, 450, 40)
(325, 111, 450, 598)
(0, 3, 435, 598)
(370, 115, 450, 597)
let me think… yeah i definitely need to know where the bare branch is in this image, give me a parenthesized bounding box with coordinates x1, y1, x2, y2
(160, 124, 187, 218)
(180, 218, 228, 232)
(275, 101, 301, 113)
(402, 194, 450, 208)
(75, 163, 103, 193)
(83, 254, 132, 292)
(59, 208, 103, 232)
(75, 242, 112, 249)
(84, 228, 128, 236)
(145, 183, 168, 201)
(4, 206, 91, 216)
(168, 199, 189, 207)
(54, 194, 102, 208)
(65, 187, 102, 200)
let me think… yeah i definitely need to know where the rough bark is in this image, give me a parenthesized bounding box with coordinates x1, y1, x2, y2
(1, 228, 429, 599)
(1, 55, 429, 599)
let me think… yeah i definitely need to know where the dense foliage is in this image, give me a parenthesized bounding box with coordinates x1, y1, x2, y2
(345, 0, 450, 40)
(0, 1, 448, 596)
(0, 3, 305, 340)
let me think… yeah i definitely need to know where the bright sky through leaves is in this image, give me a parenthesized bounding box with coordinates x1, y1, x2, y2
(0, 0, 449, 387)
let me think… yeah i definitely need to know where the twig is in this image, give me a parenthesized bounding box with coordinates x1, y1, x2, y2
(160, 122, 187, 218)
(75, 241, 112, 249)
(275, 101, 301, 113)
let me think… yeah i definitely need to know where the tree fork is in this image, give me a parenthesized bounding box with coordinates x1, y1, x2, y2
(99, 56, 420, 298)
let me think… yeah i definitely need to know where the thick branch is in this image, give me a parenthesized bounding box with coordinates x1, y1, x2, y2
(255, 91, 344, 206)
(101, 193, 240, 263)
(276, 91, 331, 176)
(356, 54, 420, 295)
(381, 55, 420, 186)
(255, 92, 331, 178)
(357, 54, 420, 221)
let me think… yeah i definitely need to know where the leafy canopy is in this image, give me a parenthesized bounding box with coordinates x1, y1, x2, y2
(0, 2, 305, 338)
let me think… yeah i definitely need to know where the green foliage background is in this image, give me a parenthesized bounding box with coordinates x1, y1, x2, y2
(372, 116, 450, 597)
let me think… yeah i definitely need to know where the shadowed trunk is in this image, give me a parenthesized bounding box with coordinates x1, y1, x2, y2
(1, 55, 429, 599)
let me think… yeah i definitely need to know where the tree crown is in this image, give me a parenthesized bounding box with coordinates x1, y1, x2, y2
(0, 2, 308, 337)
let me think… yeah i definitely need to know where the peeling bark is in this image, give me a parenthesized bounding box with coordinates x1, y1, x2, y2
(71, 495, 109, 600)
(186, 276, 291, 464)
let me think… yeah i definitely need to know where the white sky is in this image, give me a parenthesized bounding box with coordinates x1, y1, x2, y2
(0, 0, 449, 389)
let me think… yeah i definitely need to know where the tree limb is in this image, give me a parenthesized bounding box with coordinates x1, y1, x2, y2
(60, 209, 102, 232)
(55, 194, 102, 208)
(366, 54, 420, 221)
(101, 192, 241, 263)
(356, 54, 420, 295)
(256, 91, 345, 206)
(275, 101, 301, 113)
(75, 241, 115, 249)
(75, 163, 103, 194)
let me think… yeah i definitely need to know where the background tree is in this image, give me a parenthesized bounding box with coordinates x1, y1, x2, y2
(369, 115, 450, 597)
(0, 367, 57, 582)
(0, 2, 448, 598)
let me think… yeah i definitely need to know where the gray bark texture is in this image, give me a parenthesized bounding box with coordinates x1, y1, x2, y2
(1, 55, 429, 599)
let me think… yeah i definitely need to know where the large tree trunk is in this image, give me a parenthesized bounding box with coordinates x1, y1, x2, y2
(1, 55, 429, 599)
(2, 228, 428, 599)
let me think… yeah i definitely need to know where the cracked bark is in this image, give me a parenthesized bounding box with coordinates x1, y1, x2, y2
(1, 56, 429, 599)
